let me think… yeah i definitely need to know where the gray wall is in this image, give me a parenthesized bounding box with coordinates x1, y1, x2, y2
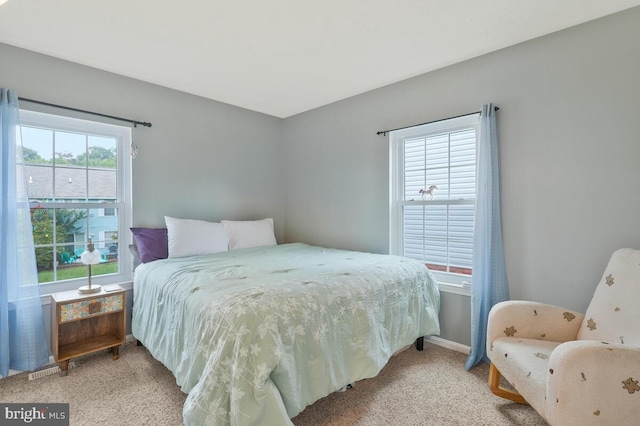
(0, 42, 284, 348)
(282, 7, 640, 345)
(0, 43, 284, 232)
(2, 7, 640, 350)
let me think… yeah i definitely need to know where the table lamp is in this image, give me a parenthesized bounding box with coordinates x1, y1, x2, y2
(79, 238, 102, 294)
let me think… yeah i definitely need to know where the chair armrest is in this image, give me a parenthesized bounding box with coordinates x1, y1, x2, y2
(545, 341, 640, 426)
(487, 301, 584, 349)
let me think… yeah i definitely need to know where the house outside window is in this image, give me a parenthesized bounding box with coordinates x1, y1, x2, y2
(389, 114, 479, 293)
(20, 110, 132, 293)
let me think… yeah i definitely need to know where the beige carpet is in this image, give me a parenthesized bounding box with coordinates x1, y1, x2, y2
(0, 342, 546, 425)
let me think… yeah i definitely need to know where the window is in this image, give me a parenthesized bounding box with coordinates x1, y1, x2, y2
(390, 114, 479, 291)
(20, 110, 132, 293)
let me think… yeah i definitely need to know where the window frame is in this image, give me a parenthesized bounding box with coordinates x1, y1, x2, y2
(20, 109, 133, 294)
(389, 114, 479, 295)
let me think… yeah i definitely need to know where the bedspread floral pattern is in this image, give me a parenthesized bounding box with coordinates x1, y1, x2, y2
(132, 243, 440, 426)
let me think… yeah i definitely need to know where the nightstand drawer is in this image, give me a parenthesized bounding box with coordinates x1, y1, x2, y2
(59, 294, 124, 323)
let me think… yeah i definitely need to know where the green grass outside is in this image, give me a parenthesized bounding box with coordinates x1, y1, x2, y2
(38, 262, 118, 284)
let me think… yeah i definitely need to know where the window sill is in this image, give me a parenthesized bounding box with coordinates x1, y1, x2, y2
(438, 281, 471, 297)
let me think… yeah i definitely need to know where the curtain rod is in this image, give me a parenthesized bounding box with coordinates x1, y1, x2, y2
(376, 106, 499, 136)
(18, 97, 152, 128)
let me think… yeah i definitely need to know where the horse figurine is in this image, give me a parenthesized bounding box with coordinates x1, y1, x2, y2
(419, 185, 438, 200)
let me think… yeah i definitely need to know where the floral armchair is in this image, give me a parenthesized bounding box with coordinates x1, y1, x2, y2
(486, 248, 640, 425)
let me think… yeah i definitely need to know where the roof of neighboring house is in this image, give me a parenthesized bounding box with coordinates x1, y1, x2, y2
(25, 164, 116, 200)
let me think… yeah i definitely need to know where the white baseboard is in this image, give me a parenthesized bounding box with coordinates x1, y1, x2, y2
(425, 336, 471, 354)
(3, 335, 464, 380)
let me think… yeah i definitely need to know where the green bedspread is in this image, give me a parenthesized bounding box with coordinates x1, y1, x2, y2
(132, 243, 440, 425)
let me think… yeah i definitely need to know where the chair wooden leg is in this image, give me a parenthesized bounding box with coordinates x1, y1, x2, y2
(488, 363, 528, 404)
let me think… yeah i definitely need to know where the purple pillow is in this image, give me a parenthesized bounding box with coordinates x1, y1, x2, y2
(130, 227, 168, 263)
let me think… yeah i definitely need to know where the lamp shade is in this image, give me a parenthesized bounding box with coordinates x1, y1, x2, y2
(80, 249, 102, 265)
(78, 238, 102, 294)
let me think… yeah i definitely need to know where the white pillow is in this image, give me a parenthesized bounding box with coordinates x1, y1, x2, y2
(165, 216, 229, 258)
(221, 218, 277, 250)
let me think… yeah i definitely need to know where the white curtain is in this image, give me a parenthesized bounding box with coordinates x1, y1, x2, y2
(465, 103, 509, 370)
(0, 88, 49, 377)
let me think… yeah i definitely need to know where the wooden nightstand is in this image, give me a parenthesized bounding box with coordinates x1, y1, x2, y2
(51, 285, 126, 376)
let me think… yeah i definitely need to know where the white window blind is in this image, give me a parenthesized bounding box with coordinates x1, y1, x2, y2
(402, 128, 475, 273)
(390, 114, 479, 286)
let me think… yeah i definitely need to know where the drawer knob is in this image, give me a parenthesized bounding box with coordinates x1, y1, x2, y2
(88, 301, 103, 315)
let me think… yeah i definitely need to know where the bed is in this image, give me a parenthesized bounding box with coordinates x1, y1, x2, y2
(132, 242, 440, 425)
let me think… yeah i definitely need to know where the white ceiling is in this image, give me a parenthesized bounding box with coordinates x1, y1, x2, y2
(0, 1, 639, 118)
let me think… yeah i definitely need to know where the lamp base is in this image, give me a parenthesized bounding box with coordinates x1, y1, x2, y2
(78, 284, 102, 294)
